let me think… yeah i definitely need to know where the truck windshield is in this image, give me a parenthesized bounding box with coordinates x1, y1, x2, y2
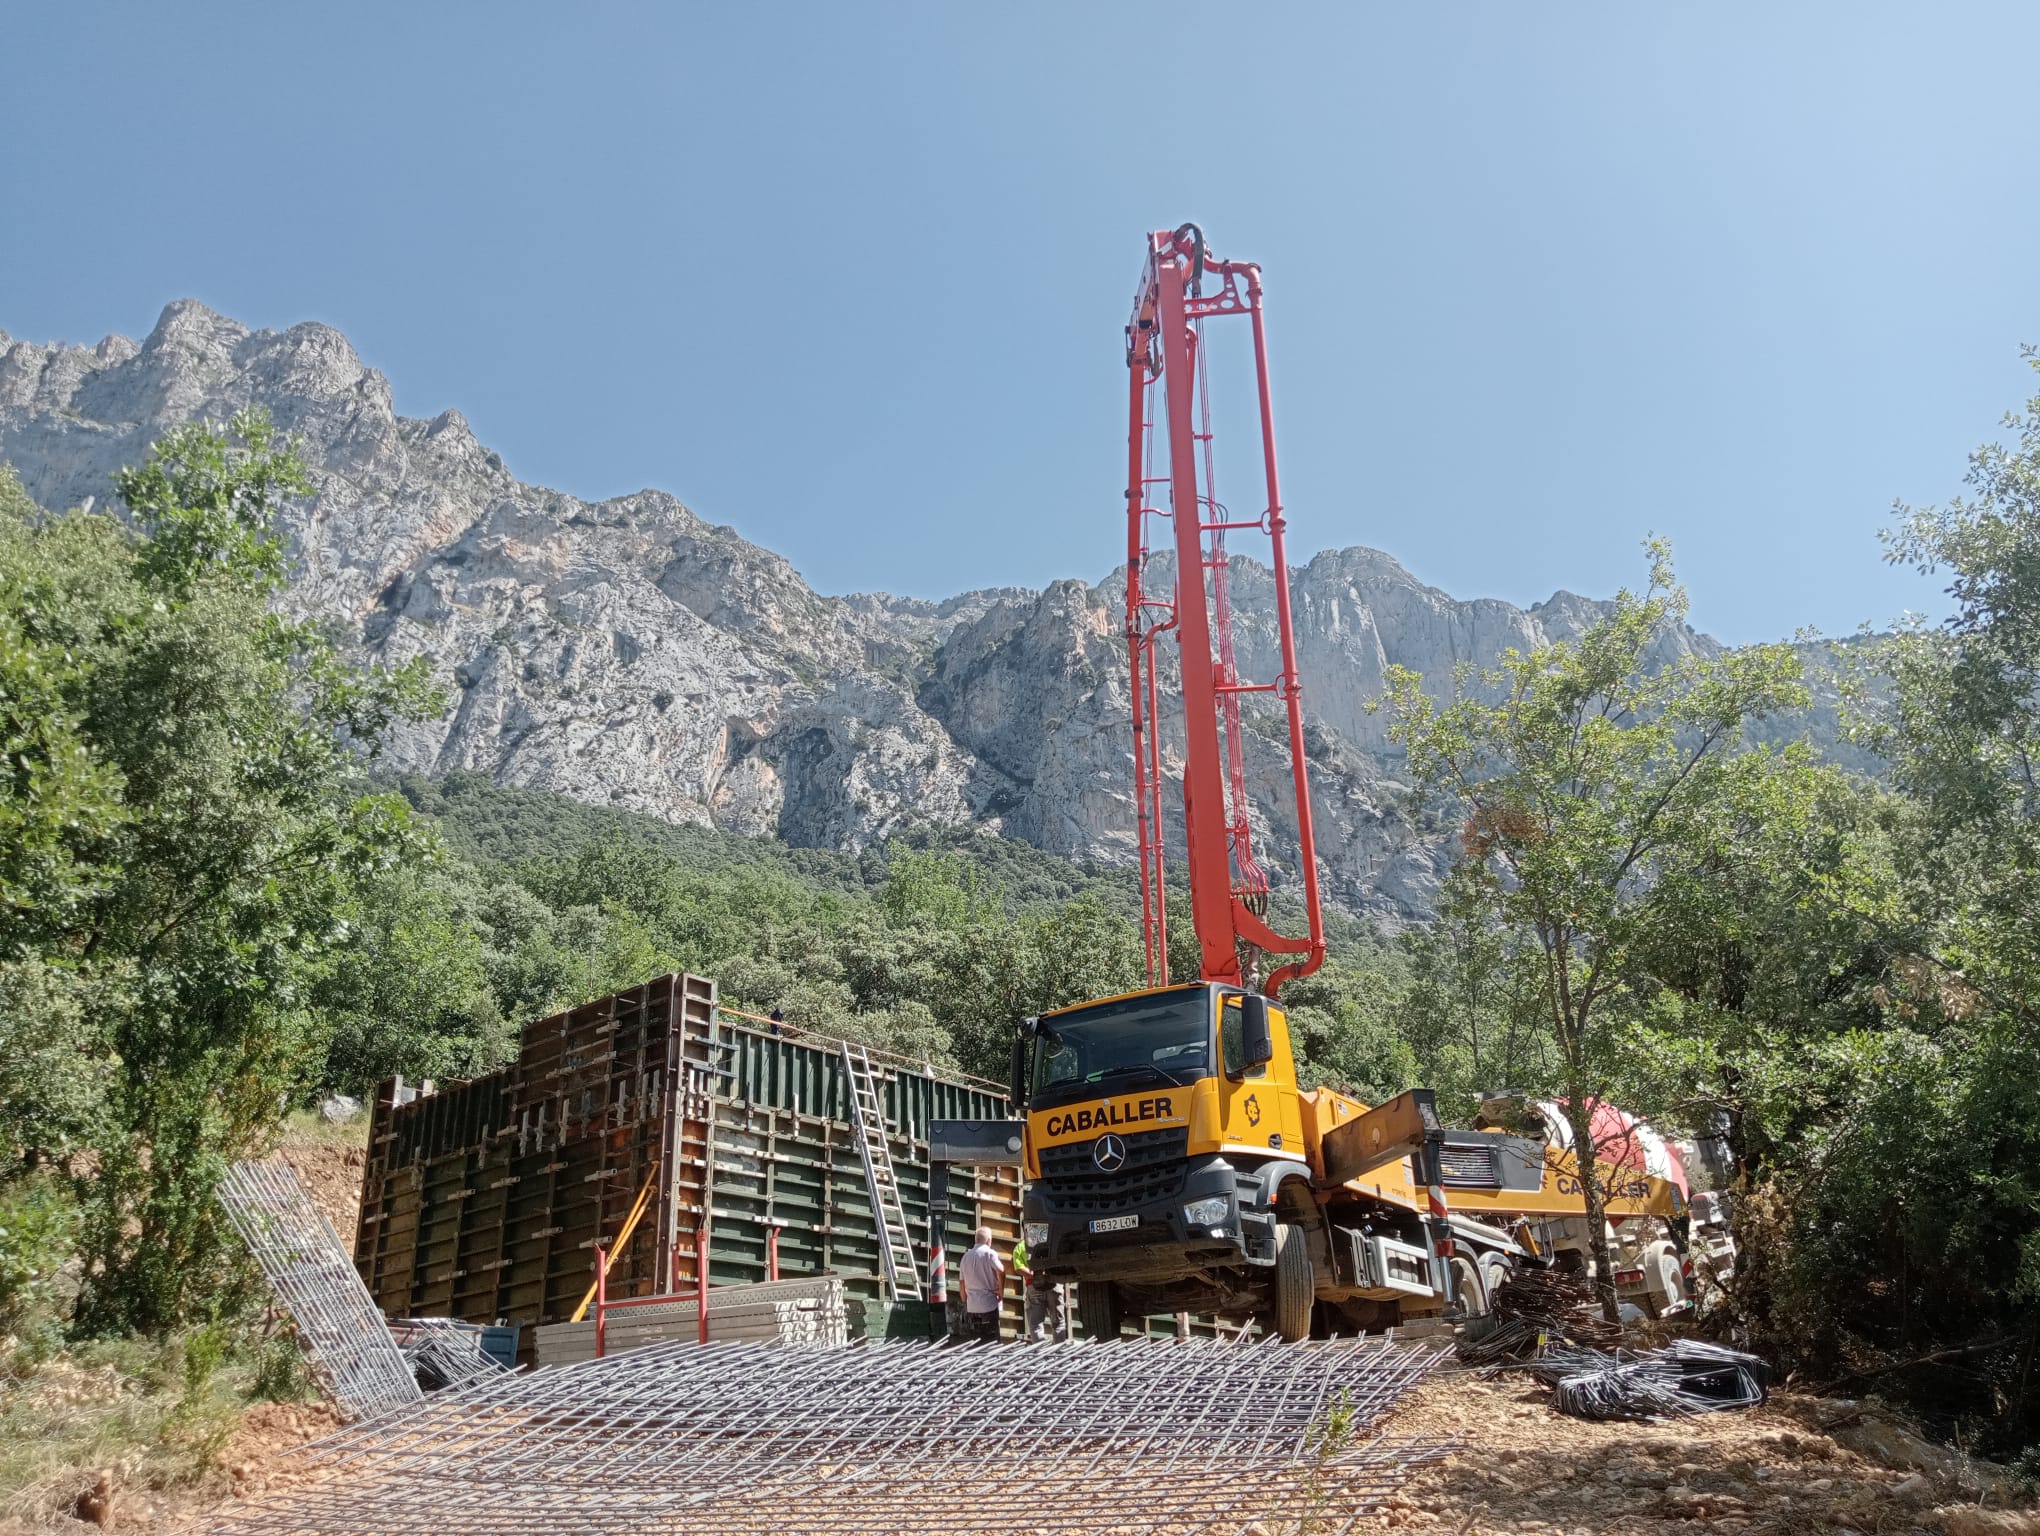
(1030, 989, 1212, 1108)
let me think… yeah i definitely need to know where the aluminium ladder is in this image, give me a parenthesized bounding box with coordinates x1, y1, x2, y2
(840, 1042, 923, 1300)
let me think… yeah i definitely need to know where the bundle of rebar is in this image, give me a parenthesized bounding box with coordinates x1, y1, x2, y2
(396, 1318, 510, 1392)
(1457, 1267, 1623, 1367)
(215, 1159, 422, 1420)
(202, 1335, 1459, 1536)
(1537, 1339, 1768, 1421)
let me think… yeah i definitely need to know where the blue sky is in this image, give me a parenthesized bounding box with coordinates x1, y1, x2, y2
(5, 4, 2037, 645)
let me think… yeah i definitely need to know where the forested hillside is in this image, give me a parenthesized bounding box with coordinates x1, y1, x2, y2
(4, 362, 2038, 1477)
(333, 769, 1408, 1102)
(3, 301, 1865, 927)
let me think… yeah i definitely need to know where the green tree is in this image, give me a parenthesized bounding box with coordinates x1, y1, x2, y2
(1737, 358, 2040, 1445)
(1392, 871, 1555, 1119)
(1876, 356, 2040, 1029)
(878, 845, 997, 930)
(1380, 542, 1813, 1320)
(315, 865, 510, 1094)
(916, 893, 1143, 1084)
(0, 957, 109, 1171)
(0, 466, 128, 973)
(1612, 768, 1895, 1181)
(1279, 950, 1420, 1104)
(1, 413, 440, 1333)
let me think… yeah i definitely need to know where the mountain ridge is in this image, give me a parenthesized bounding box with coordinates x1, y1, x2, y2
(2, 301, 1783, 924)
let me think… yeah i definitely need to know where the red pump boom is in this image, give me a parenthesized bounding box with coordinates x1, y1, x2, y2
(1123, 224, 1325, 998)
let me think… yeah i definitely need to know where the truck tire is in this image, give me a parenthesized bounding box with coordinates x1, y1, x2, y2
(1273, 1222, 1314, 1342)
(1448, 1255, 1488, 1316)
(1078, 1280, 1124, 1340)
(1645, 1248, 1686, 1319)
(1480, 1256, 1513, 1309)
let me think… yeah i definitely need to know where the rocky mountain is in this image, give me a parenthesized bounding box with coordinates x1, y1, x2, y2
(2, 302, 1729, 923)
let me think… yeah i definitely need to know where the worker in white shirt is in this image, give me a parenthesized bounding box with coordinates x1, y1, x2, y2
(957, 1226, 1004, 1342)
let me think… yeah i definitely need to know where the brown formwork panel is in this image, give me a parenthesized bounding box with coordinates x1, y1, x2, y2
(356, 972, 1018, 1330)
(354, 975, 702, 1326)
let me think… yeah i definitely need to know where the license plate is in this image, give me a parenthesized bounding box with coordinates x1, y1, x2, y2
(1089, 1214, 1138, 1234)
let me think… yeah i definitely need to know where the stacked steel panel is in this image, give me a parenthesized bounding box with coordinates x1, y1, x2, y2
(217, 1159, 423, 1420)
(354, 973, 1018, 1331)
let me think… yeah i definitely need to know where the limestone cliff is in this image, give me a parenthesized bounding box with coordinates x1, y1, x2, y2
(0, 302, 1727, 923)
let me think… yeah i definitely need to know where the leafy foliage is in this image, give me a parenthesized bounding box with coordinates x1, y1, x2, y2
(5, 360, 2040, 1461)
(1742, 356, 2040, 1446)
(0, 1174, 78, 1350)
(0, 419, 440, 1334)
(1381, 541, 1821, 1318)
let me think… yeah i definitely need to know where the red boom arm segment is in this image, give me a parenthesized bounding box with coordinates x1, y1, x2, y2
(1123, 225, 1326, 998)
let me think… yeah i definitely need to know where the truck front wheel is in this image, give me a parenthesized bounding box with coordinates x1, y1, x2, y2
(1078, 1280, 1124, 1340)
(1273, 1222, 1315, 1342)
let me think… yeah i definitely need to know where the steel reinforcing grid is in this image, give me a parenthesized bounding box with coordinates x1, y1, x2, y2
(202, 1336, 1457, 1536)
(214, 1159, 423, 1422)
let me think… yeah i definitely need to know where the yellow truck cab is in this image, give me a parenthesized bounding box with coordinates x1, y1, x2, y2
(1017, 982, 1322, 1330)
(1014, 982, 1701, 1338)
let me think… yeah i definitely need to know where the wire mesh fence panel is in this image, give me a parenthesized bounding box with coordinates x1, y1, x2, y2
(217, 1159, 422, 1421)
(202, 1335, 1458, 1536)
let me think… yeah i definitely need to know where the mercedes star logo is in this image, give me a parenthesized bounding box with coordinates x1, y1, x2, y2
(1092, 1133, 1128, 1173)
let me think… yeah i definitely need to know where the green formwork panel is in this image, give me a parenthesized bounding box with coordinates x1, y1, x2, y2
(844, 1296, 943, 1340)
(702, 1020, 1024, 1330)
(717, 1026, 1011, 1133)
(357, 975, 1025, 1334)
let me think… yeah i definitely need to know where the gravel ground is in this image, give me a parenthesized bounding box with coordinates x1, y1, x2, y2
(1357, 1372, 2031, 1536)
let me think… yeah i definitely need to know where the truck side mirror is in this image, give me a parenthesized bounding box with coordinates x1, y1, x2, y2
(1011, 1017, 1037, 1110)
(1241, 994, 1274, 1067)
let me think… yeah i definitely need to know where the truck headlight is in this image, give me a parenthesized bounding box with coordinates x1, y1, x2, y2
(1182, 1197, 1230, 1227)
(1025, 1223, 1049, 1248)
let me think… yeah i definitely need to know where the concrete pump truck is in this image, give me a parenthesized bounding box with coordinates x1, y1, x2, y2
(1009, 226, 1697, 1339)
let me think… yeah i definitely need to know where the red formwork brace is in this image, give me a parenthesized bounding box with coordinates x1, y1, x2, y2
(1124, 224, 1326, 996)
(596, 1224, 713, 1358)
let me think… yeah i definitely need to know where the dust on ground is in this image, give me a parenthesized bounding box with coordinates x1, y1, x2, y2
(1358, 1371, 2033, 1536)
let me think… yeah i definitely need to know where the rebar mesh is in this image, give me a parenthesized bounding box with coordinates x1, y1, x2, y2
(202, 1335, 1456, 1536)
(396, 1318, 512, 1393)
(216, 1159, 422, 1421)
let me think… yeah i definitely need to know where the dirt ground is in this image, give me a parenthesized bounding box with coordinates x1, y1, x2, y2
(0, 1376, 344, 1535)
(1359, 1371, 2032, 1536)
(20, 1357, 2034, 1534)
(0, 1119, 370, 1536)
(99, 1369, 2039, 1535)
(13, 1116, 2034, 1536)
(273, 1121, 368, 1241)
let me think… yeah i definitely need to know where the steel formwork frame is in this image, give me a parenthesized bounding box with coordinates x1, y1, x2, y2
(202, 1336, 1457, 1536)
(1125, 224, 1327, 997)
(354, 974, 1020, 1338)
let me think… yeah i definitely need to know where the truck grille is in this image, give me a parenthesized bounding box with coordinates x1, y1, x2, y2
(1038, 1127, 1189, 1214)
(1438, 1142, 1500, 1187)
